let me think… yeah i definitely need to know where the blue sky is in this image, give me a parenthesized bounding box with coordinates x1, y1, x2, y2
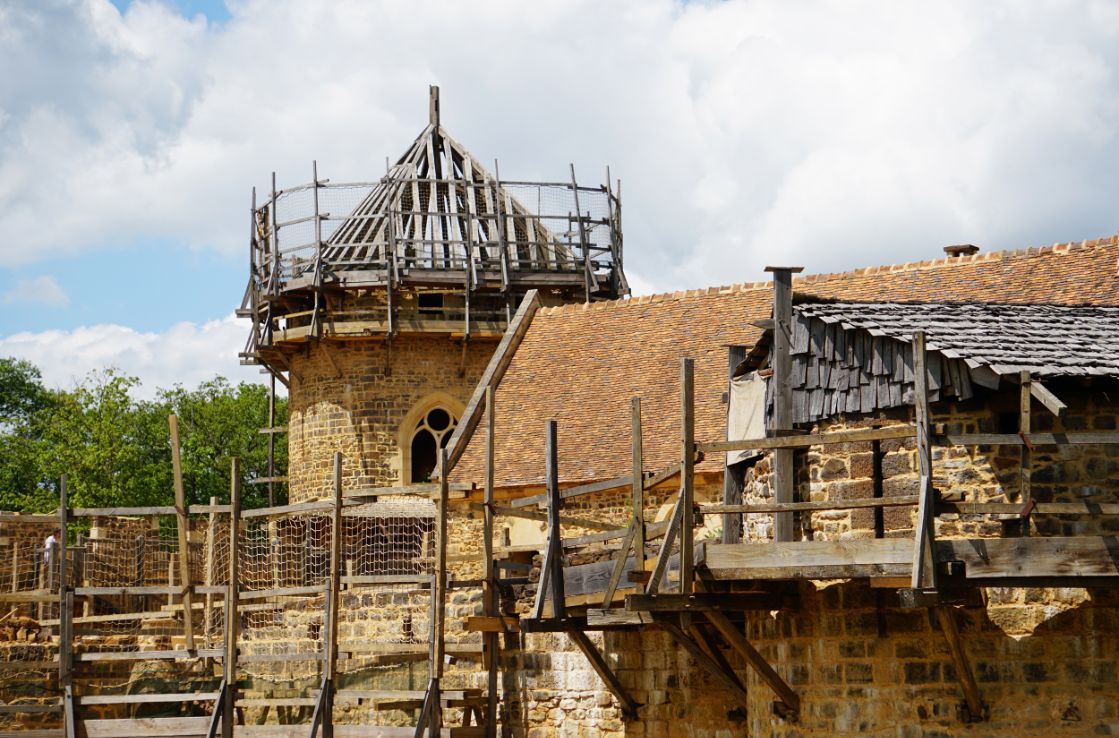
(1, 0, 1117, 394)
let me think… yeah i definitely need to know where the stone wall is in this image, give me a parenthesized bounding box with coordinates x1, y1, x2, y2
(287, 335, 496, 502)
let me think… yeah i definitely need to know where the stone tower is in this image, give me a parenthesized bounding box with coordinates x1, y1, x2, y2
(240, 87, 628, 502)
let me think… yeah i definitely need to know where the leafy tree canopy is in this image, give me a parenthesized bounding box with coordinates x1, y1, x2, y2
(0, 359, 286, 512)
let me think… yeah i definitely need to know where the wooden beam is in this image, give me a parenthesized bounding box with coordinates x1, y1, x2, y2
(646, 494, 684, 595)
(1019, 371, 1032, 538)
(506, 474, 633, 509)
(700, 424, 916, 454)
(910, 332, 937, 590)
(1029, 380, 1066, 417)
(222, 459, 240, 738)
(722, 346, 747, 544)
(625, 592, 787, 612)
(58, 475, 72, 722)
(936, 536, 1119, 579)
(169, 416, 195, 652)
(702, 494, 918, 515)
(680, 359, 695, 593)
(566, 630, 639, 719)
(631, 397, 646, 588)
(705, 609, 799, 714)
(544, 421, 566, 618)
(934, 607, 985, 721)
(765, 266, 801, 541)
(482, 387, 498, 738)
(441, 290, 541, 474)
(466, 503, 615, 532)
(704, 539, 912, 581)
(933, 431, 1119, 446)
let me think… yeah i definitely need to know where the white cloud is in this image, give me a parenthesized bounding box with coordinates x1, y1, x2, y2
(0, 0, 1117, 295)
(3, 275, 69, 307)
(0, 314, 263, 397)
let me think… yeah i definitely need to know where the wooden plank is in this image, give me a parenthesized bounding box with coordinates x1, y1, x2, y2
(647, 494, 684, 595)
(910, 332, 937, 590)
(238, 585, 326, 601)
(507, 474, 634, 509)
(467, 503, 616, 532)
(58, 476, 72, 710)
(76, 649, 223, 662)
(700, 424, 916, 453)
(240, 501, 332, 519)
(937, 502, 1119, 516)
(680, 359, 695, 592)
(933, 431, 1119, 446)
(585, 608, 655, 627)
(441, 290, 541, 474)
(169, 416, 195, 651)
(704, 539, 912, 580)
(76, 693, 219, 706)
(702, 495, 918, 515)
(625, 592, 786, 612)
(601, 522, 637, 607)
(433, 451, 450, 678)
(936, 536, 1119, 579)
(70, 507, 175, 517)
(80, 716, 211, 737)
(464, 616, 519, 633)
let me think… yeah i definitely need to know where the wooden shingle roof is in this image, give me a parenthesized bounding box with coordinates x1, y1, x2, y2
(449, 235, 1119, 490)
(781, 302, 1119, 425)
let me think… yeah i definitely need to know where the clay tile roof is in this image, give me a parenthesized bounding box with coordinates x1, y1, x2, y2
(449, 235, 1119, 489)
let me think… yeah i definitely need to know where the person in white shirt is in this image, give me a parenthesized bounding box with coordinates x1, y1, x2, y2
(43, 528, 61, 564)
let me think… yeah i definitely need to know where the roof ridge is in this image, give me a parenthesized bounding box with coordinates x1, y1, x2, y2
(535, 233, 1118, 317)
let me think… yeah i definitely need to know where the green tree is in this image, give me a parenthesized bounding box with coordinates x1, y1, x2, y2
(159, 378, 287, 508)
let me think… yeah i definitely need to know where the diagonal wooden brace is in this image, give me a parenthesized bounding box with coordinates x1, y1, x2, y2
(704, 610, 799, 715)
(567, 629, 640, 720)
(934, 607, 986, 722)
(655, 614, 750, 714)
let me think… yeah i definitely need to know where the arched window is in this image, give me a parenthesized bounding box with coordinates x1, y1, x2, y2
(409, 405, 459, 483)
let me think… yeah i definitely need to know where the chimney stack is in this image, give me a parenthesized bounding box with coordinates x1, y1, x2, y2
(943, 244, 979, 258)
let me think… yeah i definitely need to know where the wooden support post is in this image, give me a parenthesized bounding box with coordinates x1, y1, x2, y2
(320, 452, 343, 738)
(567, 629, 639, 719)
(680, 359, 695, 594)
(204, 496, 217, 646)
(267, 375, 277, 507)
(764, 266, 802, 542)
(934, 607, 985, 721)
(705, 609, 799, 715)
(58, 476, 73, 737)
(169, 415, 196, 651)
(62, 682, 75, 738)
(569, 165, 592, 302)
(482, 387, 499, 738)
(429, 449, 450, 738)
(910, 331, 937, 591)
(222, 459, 240, 738)
(1019, 370, 1032, 537)
(544, 421, 566, 617)
(630, 397, 646, 591)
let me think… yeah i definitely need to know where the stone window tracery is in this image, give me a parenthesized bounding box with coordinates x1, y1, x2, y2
(409, 405, 459, 483)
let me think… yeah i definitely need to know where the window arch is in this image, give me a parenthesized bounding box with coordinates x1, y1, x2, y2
(399, 393, 464, 484)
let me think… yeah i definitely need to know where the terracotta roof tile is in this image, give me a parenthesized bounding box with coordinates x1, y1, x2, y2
(450, 235, 1119, 489)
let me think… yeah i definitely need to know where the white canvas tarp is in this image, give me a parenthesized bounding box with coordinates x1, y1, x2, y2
(726, 371, 767, 465)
